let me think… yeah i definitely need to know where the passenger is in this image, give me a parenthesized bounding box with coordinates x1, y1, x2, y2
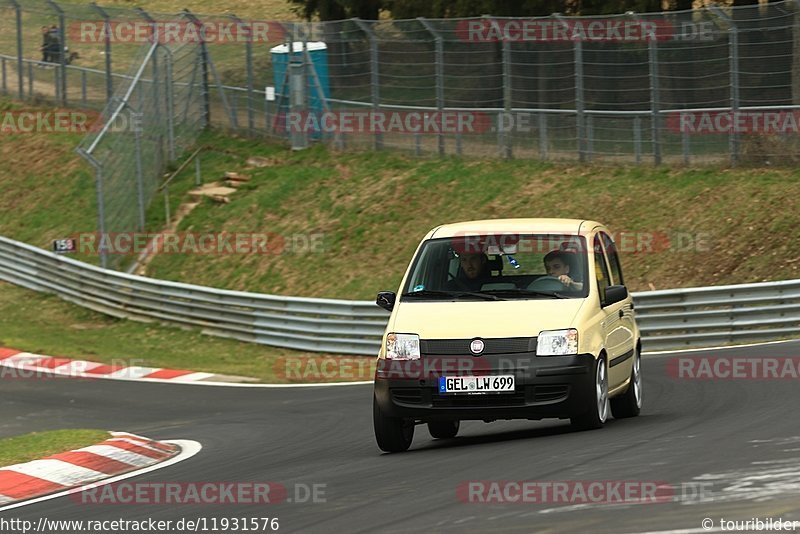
(543, 250, 583, 290)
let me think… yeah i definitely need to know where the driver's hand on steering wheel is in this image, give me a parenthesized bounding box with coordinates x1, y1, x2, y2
(558, 275, 576, 288)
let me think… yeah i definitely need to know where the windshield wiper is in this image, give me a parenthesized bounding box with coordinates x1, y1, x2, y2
(401, 289, 503, 301)
(480, 288, 569, 299)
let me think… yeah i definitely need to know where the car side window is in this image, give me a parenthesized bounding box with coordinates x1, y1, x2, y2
(601, 232, 624, 286)
(594, 235, 611, 304)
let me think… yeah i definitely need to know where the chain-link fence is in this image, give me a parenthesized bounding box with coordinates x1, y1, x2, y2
(75, 24, 205, 269)
(3, 1, 800, 268)
(3, 2, 800, 165)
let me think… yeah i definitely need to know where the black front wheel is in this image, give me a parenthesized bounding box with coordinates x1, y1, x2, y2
(373, 395, 414, 453)
(571, 356, 609, 431)
(610, 348, 642, 419)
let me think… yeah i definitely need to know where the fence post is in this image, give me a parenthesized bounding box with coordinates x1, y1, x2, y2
(419, 17, 445, 157)
(682, 124, 690, 165)
(230, 14, 255, 133)
(133, 104, 147, 231)
(90, 2, 113, 103)
(354, 18, 382, 150)
(184, 10, 211, 127)
(9, 0, 23, 100)
(46, 0, 68, 106)
(556, 14, 585, 163)
(711, 6, 739, 167)
(164, 48, 176, 162)
(76, 149, 109, 269)
(649, 36, 661, 165)
(586, 113, 594, 162)
(634, 116, 642, 165)
(538, 113, 548, 160)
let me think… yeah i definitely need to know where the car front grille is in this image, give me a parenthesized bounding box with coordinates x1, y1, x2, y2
(421, 337, 536, 356)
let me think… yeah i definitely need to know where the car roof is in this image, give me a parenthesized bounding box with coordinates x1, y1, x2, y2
(429, 218, 604, 239)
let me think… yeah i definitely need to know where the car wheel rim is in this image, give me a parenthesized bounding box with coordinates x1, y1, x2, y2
(633, 353, 642, 408)
(597, 359, 608, 423)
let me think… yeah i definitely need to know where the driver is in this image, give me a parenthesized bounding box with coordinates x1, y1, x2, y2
(447, 252, 490, 291)
(544, 250, 583, 290)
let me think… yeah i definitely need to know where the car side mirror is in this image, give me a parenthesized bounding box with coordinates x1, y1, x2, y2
(603, 285, 628, 307)
(376, 291, 396, 312)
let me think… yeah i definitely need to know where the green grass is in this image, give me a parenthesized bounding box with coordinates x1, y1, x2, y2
(0, 281, 373, 383)
(3, 98, 800, 379)
(138, 129, 800, 297)
(0, 430, 110, 467)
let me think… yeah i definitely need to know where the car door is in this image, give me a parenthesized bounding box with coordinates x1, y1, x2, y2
(593, 233, 633, 389)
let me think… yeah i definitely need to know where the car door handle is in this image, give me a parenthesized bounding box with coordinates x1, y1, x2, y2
(618, 309, 624, 319)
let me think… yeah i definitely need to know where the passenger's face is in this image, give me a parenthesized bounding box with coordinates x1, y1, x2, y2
(545, 258, 569, 277)
(460, 254, 485, 279)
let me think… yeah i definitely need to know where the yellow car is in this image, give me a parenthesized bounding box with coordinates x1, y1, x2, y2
(373, 219, 641, 452)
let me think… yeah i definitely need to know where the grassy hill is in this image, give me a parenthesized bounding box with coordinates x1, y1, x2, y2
(2, 100, 800, 300)
(3, 97, 800, 378)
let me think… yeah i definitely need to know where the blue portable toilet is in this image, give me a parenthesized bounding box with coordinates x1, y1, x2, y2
(270, 41, 331, 114)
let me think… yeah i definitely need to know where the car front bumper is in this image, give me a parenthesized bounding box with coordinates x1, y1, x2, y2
(373, 352, 596, 421)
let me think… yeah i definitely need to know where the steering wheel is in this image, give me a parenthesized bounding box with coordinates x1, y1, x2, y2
(527, 276, 568, 292)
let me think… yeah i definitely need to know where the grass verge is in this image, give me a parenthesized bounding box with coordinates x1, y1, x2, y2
(0, 281, 374, 383)
(0, 429, 110, 467)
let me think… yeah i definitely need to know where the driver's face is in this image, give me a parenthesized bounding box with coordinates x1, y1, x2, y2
(545, 259, 569, 277)
(460, 254, 485, 279)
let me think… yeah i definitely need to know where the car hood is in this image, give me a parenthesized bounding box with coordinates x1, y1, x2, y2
(389, 298, 586, 339)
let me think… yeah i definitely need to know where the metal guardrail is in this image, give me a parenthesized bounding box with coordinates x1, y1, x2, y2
(1, 235, 799, 355)
(0, 236, 388, 356)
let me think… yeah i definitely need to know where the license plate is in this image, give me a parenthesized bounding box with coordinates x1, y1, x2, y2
(438, 375, 515, 395)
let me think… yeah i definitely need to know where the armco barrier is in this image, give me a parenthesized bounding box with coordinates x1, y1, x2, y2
(1, 235, 799, 354)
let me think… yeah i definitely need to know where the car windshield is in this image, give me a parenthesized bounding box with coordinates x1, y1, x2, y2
(401, 234, 590, 300)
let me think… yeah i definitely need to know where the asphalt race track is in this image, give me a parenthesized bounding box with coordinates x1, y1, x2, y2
(3, 341, 800, 533)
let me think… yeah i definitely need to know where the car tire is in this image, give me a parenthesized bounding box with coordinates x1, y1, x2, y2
(428, 420, 460, 439)
(610, 347, 642, 419)
(373, 395, 414, 453)
(571, 355, 609, 431)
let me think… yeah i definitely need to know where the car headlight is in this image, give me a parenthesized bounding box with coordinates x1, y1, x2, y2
(385, 333, 420, 360)
(537, 329, 578, 356)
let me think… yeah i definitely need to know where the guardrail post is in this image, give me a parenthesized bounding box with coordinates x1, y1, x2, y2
(711, 6, 739, 167)
(419, 17, 445, 156)
(90, 2, 114, 103)
(46, 0, 68, 105)
(9, 0, 23, 100)
(354, 18, 382, 150)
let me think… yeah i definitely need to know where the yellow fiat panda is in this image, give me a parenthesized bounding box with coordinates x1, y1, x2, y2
(373, 219, 641, 453)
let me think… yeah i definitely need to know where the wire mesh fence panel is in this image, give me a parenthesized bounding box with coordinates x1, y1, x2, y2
(76, 33, 204, 270)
